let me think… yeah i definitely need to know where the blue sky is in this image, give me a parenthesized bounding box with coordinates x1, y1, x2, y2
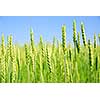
(0, 16, 100, 44)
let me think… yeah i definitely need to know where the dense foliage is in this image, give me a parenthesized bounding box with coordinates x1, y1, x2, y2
(0, 20, 100, 83)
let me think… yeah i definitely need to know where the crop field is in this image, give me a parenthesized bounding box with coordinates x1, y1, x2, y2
(0, 20, 100, 83)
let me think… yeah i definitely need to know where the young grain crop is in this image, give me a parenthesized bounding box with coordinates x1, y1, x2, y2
(81, 22, 87, 47)
(0, 20, 100, 83)
(88, 39, 94, 82)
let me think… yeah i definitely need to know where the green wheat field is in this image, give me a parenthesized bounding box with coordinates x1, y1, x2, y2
(0, 20, 100, 83)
